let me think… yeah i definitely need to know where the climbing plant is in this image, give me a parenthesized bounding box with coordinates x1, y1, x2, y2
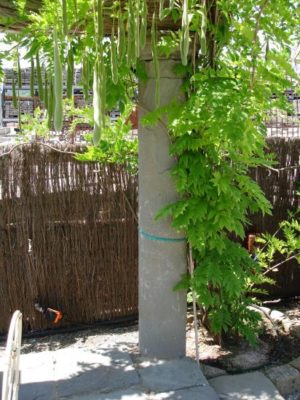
(1, 0, 300, 342)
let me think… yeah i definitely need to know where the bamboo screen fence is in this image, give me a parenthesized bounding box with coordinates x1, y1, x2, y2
(0, 144, 138, 334)
(249, 138, 300, 297)
(0, 139, 299, 333)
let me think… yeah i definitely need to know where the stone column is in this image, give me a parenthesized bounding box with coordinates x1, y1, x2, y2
(138, 53, 187, 358)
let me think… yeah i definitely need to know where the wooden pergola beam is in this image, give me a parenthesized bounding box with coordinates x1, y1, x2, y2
(0, 0, 180, 33)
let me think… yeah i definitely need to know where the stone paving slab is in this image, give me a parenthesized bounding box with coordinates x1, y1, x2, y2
(66, 386, 219, 400)
(137, 357, 210, 393)
(20, 351, 56, 383)
(55, 347, 140, 397)
(62, 387, 149, 400)
(150, 386, 219, 399)
(1, 348, 219, 400)
(209, 371, 284, 400)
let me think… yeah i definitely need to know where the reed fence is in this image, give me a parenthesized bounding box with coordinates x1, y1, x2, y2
(0, 138, 299, 334)
(0, 144, 138, 333)
(249, 138, 300, 297)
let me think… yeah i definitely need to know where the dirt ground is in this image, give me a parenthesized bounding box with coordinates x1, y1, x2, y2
(187, 298, 300, 373)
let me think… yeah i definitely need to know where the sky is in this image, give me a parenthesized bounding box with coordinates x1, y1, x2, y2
(0, 33, 29, 68)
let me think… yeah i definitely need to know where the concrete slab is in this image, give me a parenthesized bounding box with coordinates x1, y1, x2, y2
(63, 387, 148, 400)
(137, 357, 213, 393)
(19, 381, 56, 400)
(151, 386, 219, 399)
(54, 348, 140, 398)
(209, 371, 284, 400)
(20, 351, 56, 383)
(6, 351, 57, 400)
(66, 385, 219, 400)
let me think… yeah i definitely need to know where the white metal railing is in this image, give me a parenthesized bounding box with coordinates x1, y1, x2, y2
(1, 311, 22, 400)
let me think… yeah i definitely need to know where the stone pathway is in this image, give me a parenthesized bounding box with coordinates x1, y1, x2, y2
(203, 356, 300, 399)
(0, 343, 218, 399)
(2, 323, 300, 399)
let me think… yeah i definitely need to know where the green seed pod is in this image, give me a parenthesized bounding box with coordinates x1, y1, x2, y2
(73, 0, 78, 18)
(92, 0, 105, 144)
(95, 0, 103, 47)
(66, 46, 74, 99)
(159, 0, 165, 20)
(12, 73, 17, 109)
(265, 39, 269, 62)
(36, 51, 44, 102)
(180, 0, 189, 66)
(127, 0, 136, 66)
(44, 74, 48, 110)
(200, 4, 207, 56)
(140, 0, 148, 50)
(169, 0, 174, 10)
(151, 12, 160, 108)
(53, 28, 63, 132)
(17, 53, 22, 89)
(82, 58, 89, 101)
(135, 0, 140, 58)
(62, 0, 68, 37)
(30, 57, 35, 98)
(100, 61, 106, 127)
(47, 73, 54, 130)
(93, 60, 102, 145)
(111, 25, 118, 85)
(117, 9, 126, 59)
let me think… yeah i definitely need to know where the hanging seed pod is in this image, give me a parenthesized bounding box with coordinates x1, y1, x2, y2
(180, 0, 189, 66)
(66, 46, 74, 99)
(151, 12, 160, 108)
(111, 24, 118, 85)
(30, 57, 35, 97)
(135, 0, 140, 58)
(17, 53, 22, 89)
(117, 9, 126, 59)
(127, 0, 136, 66)
(159, 0, 165, 20)
(36, 52, 44, 102)
(73, 0, 78, 18)
(93, 60, 102, 145)
(53, 28, 63, 132)
(62, 0, 68, 37)
(82, 58, 90, 101)
(100, 61, 106, 127)
(12, 73, 17, 109)
(92, 0, 105, 144)
(140, 0, 148, 50)
(265, 39, 269, 62)
(200, 3, 207, 56)
(169, 0, 174, 10)
(95, 0, 103, 47)
(44, 73, 49, 110)
(47, 73, 54, 129)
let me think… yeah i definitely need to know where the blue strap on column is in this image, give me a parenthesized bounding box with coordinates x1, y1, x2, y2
(139, 228, 186, 242)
